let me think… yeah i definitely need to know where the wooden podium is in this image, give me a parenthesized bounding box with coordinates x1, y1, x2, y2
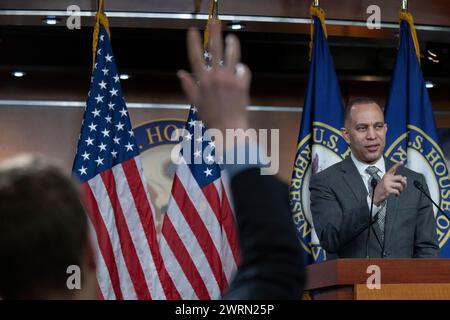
(305, 259, 450, 300)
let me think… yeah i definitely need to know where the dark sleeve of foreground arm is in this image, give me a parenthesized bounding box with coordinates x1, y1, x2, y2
(223, 168, 305, 300)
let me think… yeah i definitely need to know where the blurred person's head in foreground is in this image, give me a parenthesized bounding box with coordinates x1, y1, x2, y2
(0, 154, 96, 299)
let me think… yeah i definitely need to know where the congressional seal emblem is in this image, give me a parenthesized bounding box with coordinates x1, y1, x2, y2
(133, 118, 185, 234)
(385, 125, 450, 250)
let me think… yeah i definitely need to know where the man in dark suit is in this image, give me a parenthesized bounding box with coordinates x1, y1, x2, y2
(223, 167, 305, 299)
(178, 20, 305, 299)
(310, 98, 439, 258)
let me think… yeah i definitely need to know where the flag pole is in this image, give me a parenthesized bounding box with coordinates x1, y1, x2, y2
(213, 0, 219, 19)
(98, 0, 104, 13)
(398, 1, 420, 64)
(309, 1, 327, 61)
(203, 0, 219, 50)
(401, 0, 408, 11)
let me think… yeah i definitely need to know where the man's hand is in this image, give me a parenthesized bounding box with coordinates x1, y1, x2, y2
(373, 162, 407, 205)
(177, 20, 251, 134)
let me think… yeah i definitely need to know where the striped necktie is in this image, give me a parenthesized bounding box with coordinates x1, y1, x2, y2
(365, 165, 386, 241)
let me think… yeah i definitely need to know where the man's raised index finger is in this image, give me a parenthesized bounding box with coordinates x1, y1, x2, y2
(388, 162, 403, 175)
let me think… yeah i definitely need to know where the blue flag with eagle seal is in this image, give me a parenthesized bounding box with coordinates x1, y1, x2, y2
(289, 6, 350, 264)
(384, 12, 450, 257)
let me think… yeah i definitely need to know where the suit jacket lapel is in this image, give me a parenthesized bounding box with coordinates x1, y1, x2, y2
(341, 157, 368, 202)
(382, 159, 400, 250)
(341, 156, 384, 249)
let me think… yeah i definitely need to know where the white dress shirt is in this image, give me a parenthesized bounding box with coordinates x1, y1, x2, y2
(350, 153, 386, 216)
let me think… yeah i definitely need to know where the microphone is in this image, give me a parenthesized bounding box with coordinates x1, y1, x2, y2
(366, 178, 378, 259)
(413, 180, 450, 222)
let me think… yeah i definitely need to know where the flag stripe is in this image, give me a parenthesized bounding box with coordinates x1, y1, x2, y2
(202, 182, 239, 284)
(82, 183, 123, 299)
(164, 189, 221, 297)
(99, 170, 151, 299)
(134, 156, 159, 222)
(201, 183, 222, 223)
(220, 182, 240, 264)
(121, 158, 180, 299)
(87, 218, 116, 300)
(177, 163, 223, 250)
(209, 181, 240, 265)
(159, 235, 197, 299)
(213, 180, 223, 202)
(219, 183, 240, 281)
(95, 249, 115, 300)
(161, 216, 210, 299)
(88, 177, 138, 299)
(171, 175, 225, 291)
(112, 163, 166, 299)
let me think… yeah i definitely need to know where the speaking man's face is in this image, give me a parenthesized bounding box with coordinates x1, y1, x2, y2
(341, 103, 387, 164)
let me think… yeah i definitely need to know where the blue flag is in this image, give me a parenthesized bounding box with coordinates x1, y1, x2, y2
(289, 7, 350, 264)
(384, 12, 450, 257)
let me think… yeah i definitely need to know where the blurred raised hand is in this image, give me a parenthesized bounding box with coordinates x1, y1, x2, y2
(177, 20, 251, 134)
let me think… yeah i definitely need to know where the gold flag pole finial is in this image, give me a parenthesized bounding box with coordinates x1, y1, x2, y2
(401, 0, 408, 11)
(309, 1, 327, 61)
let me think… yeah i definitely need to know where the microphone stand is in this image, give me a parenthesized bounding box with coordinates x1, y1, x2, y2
(366, 178, 378, 259)
(414, 180, 450, 223)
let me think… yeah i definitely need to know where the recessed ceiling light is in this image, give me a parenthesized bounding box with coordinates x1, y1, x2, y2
(227, 22, 245, 31)
(425, 81, 435, 89)
(427, 50, 437, 58)
(427, 56, 440, 63)
(11, 71, 26, 78)
(42, 16, 61, 25)
(119, 74, 130, 80)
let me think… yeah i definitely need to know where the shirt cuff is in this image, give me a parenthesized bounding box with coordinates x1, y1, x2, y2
(366, 194, 382, 218)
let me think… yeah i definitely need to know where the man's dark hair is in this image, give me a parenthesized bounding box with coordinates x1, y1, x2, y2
(0, 155, 88, 299)
(344, 97, 383, 126)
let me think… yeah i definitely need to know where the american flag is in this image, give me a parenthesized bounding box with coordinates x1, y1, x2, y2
(72, 20, 174, 299)
(159, 104, 240, 299)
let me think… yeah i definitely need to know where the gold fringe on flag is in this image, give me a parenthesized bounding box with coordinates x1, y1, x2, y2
(92, 0, 111, 70)
(399, 10, 421, 64)
(309, 4, 328, 61)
